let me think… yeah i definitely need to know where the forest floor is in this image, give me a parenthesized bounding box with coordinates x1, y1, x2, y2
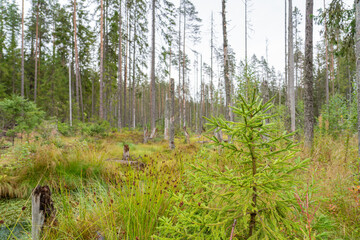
(0, 130, 359, 239)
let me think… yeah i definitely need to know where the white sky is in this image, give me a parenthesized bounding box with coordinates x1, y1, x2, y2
(192, 0, 354, 74)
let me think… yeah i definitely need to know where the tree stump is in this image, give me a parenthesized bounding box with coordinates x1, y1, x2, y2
(32, 185, 56, 240)
(183, 126, 190, 144)
(123, 144, 130, 161)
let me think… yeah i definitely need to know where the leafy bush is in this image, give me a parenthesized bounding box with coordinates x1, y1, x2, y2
(156, 93, 309, 239)
(57, 122, 73, 137)
(79, 121, 110, 137)
(320, 94, 357, 134)
(0, 95, 45, 141)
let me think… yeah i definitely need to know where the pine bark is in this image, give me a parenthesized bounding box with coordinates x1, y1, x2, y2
(99, 0, 104, 119)
(222, 0, 231, 121)
(288, 0, 295, 132)
(304, 0, 314, 148)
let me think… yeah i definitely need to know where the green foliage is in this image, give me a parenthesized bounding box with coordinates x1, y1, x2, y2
(320, 94, 357, 134)
(78, 121, 110, 137)
(156, 93, 309, 239)
(0, 95, 45, 137)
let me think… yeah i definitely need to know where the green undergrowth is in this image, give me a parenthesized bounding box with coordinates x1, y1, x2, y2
(0, 127, 359, 239)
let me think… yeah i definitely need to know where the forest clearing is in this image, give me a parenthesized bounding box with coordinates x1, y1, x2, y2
(1, 0, 360, 239)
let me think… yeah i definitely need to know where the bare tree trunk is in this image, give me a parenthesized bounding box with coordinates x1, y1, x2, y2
(285, 0, 288, 108)
(304, 0, 314, 148)
(210, 12, 214, 115)
(355, 0, 360, 174)
(164, 93, 169, 140)
(222, 0, 231, 121)
(169, 78, 175, 149)
(150, 0, 156, 135)
(99, 0, 104, 119)
(288, 0, 295, 132)
(132, 8, 136, 129)
(199, 54, 203, 132)
(73, 0, 83, 121)
(182, 2, 186, 128)
(34, 0, 39, 102)
(178, 1, 182, 128)
(123, 8, 129, 127)
(324, 0, 329, 107)
(21, 0, 24, 97)
(117, 0, 123, 128)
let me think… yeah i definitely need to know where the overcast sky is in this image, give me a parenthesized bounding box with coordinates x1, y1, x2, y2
(191, 0, 354, 74)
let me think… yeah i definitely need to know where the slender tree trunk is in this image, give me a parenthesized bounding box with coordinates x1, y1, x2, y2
(99, 0, 104, 119)
(304, 0, 314, 148)
(355, 0, 360, 174)
(73, 0, 83, 121)
(324, 0, 329, 107)
(210, 12, 214, 115)
(169, 78, 175, 149)
(34, 0, 39, 102)
(288, 0, 295, 132)
(182, 2, 186, 128)
(117, 0, 123, 128)
(124, 7, 129, 127)
(21, 0, 25, 97)
(222, 0, 231, 121)
(285, 0, 288, 108)
(178, 1, 182, 127)
(200, 54, 203, 132)
(132, 9, 136, 129)
(150, 0, 156, 134)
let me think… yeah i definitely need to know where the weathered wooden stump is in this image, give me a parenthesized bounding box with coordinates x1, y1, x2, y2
(32, 185, 56, 240)
(123, 144, 130, 161)
(183, 126, 190, 144)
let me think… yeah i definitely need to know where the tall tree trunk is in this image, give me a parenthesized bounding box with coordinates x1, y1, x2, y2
(132, 8, 136, 129)
(222, 0, 231, 121)
(182, 2, 186, 128)
(288, 0, 295, 132)
(124, 7, 129, 127)
(150, 0, 156, 134)
(73, 0, 83, 121)
(355, 0, 360, 173)
(117, 0, 123, 128)
(199, 54, 203, 132)
(99, 0, 104, 119)
(21, 0, 24, 97)
(34, 0, 39, 102)
(304, 0, 314, 148)
(210, 12, 214, 115)
(178, 2, 182, 128)
(169, 78, 175, 149)
(285, 0, 288, 108)
(324, 0, 329, 107)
